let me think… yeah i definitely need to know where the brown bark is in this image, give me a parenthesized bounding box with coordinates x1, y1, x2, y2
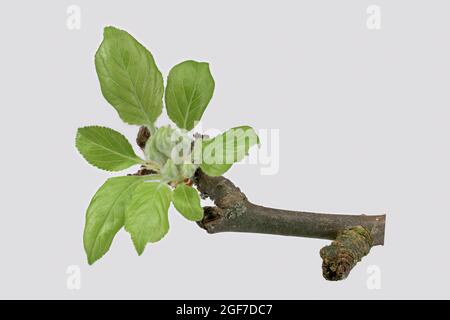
(136, 126, 151, 150)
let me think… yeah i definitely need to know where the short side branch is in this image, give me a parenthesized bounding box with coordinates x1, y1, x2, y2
(320, 226, 373, 280)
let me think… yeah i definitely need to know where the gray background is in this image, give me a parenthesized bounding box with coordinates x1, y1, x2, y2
(0, 0, 449, 299)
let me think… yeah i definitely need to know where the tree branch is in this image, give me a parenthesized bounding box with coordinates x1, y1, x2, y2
(194, 169, 386, 280)
(194, 170, 385, 244)
(136, 126, 386, 280)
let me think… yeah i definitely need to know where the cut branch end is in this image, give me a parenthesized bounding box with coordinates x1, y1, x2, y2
(320, 226, 373, 281)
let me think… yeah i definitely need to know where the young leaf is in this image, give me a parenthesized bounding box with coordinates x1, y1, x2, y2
(95, 26, 164, 126)
(179, 162, 197, 179)
(144, 126, 177, 165)
(173, 184, 204, 221)
(125, 182, 172, 255)
(160, 159, 181, 182)
(200, 126, 259, 176)
(76, 126, 144, 171)
(83, 176, 144, 265)
(165, 60, 215, 131)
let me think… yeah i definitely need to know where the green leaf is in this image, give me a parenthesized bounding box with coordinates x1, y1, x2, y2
(200, 126, 259, 176)
(160, 159, 180, 182)
(173, 184, 204, 221)
(144, 126, 177, 165)
(76, 126, 144, 171)
(165, 60, 215, 131)
(145, 125, 192, 162)
(95, 26, 164, 126)
(125, 182, 172, 255)
(83, 176, 144, 265)
(179, 162, 197, 179)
